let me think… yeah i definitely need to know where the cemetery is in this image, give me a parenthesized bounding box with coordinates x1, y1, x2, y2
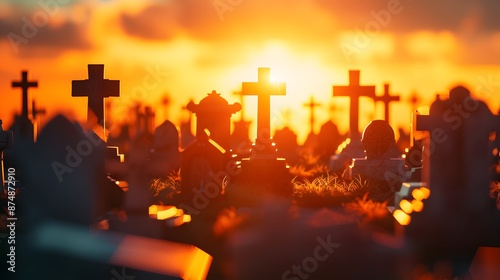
(1, 2, 500, 279)
(0, 63, 499, 280)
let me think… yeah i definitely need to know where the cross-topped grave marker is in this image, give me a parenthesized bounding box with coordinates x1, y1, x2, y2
(303, 96, 321, 135)
(242, 67, 286, 144)
(333, 70, 375, 140)
(374, 83, 400, 124)
(72, 64, 119, 140)
(31, 99, 46, 120)
(12, 70, 38, 119)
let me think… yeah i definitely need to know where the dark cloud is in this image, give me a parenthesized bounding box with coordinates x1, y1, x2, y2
(0, 9, 92, 55)
(314, 0, 500, 33)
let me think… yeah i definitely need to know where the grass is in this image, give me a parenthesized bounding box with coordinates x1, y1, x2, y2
(149, 169, 182, 204)
(292, 173, 394, 208)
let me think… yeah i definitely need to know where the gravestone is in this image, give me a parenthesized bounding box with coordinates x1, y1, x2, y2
(31, 99, 46, 139)
(0, 120, 13, 190)
(72, 64, 120, 141)
(330, 70, 375, 173)
(374, 83, 400, 124)
(10, 70, 38, 141)
(186, 90, 241, 151)
(303, 96, 321, 136)
(409, 85, 500, 276)
(314, 120, 342, 164)
(148, 120, 181, 179)
(273, 126, 299, 165)
(181, 91, 240, 203)
(180, 101, 196, 149)
(231, 90, 252, 154)
(348, 120, 407, 191)
(231, 68, 291, 202)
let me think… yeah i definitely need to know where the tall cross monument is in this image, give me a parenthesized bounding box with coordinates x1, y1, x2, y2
(72, 64, 120, 141)
(241, 67, 286, 145)
(333, 70, 375, 140)
(374, 83, 400, 124)
(12, 70, 38, 120)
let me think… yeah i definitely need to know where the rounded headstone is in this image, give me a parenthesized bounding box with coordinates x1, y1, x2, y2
(361, 120, 395, 159)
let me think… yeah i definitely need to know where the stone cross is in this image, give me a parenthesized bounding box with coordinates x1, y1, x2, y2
(242, 68, 286, 142)
(12, 70, 38, 119)
(303, 96, 321, 135)
(333, 70, 375, 140)
(374, 83, 400, 124)
(144, 106, 156, 135)
(72, 64, 119, 140)
(233, 90, 246, 121)
(32, 99, 46, 120)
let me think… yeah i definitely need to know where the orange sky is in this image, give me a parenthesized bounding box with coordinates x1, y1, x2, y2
(1, 0, 500, 143)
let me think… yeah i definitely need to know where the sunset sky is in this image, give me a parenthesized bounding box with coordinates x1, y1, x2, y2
(1, 0, 500, 143)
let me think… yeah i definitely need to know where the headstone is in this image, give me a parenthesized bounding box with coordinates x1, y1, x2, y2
(332, 70, 375, 141)
(314, 120, 342, 164)
(374, 83, 400, 124)
(348, 120, 407, 192)
(231, 90, 252, 153)
(72, 64, 120, 141)
(12, 70, 38, 120)
(180, 92, 239, 202)
(241, 68, 286, 145)
(148, 120, 181, 179)
(180, 101, 196, 149)
(329, 70, 376, 172)
(186, 90, 241, 151)
(0, 120, 13, 190)
(31, 99, 46, 140)
(11, 70, 38, 141)
(409, 85, 500, 276)
(273, 127, 299, 165)
(303, 96, 321, 136)
(229, 68, 291, 204)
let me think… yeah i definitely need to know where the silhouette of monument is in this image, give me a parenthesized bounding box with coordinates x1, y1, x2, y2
(10, 70, 38, 142)
(72, 64, 120, 141)
(374, 83, 400, 124)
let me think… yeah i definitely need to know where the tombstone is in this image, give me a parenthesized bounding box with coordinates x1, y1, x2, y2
(186, 90, 241, 151)
(301, 96, 321, 151)
(348, 120, 407, 192)
(0, 120, 13, 190)
(230, 68, 291, 203)
(329, 70, 376, 172)
(180, 100, 196, 149)
(314, 120, 342, 164)
(10, 70, 38, 142)
(374, 83, 400, 125)
(231, 90, 252, 154)
(31, 99, 46, 139)
(72, 64, 120, 141)
(273, 126, 299, 165)
(148, 120, 181, 179)
(408, 85, 500, 276)
(180, 91, 240, 203)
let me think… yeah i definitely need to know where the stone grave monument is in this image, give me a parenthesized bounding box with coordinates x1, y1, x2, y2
(231, 67, 291, 201)
(348, 120, 407, 191)
(330, 70, 376, 173)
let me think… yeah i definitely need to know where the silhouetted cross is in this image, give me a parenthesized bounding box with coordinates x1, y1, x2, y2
(242, 68, 286, 142)
(303, 96, 321, 135)
(333, 70, 375, 140)
(374, 83, 400, 124)
(12, 71, 38, 119)
(32, 99, 46, 120)
(72, 64, 119, 139)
